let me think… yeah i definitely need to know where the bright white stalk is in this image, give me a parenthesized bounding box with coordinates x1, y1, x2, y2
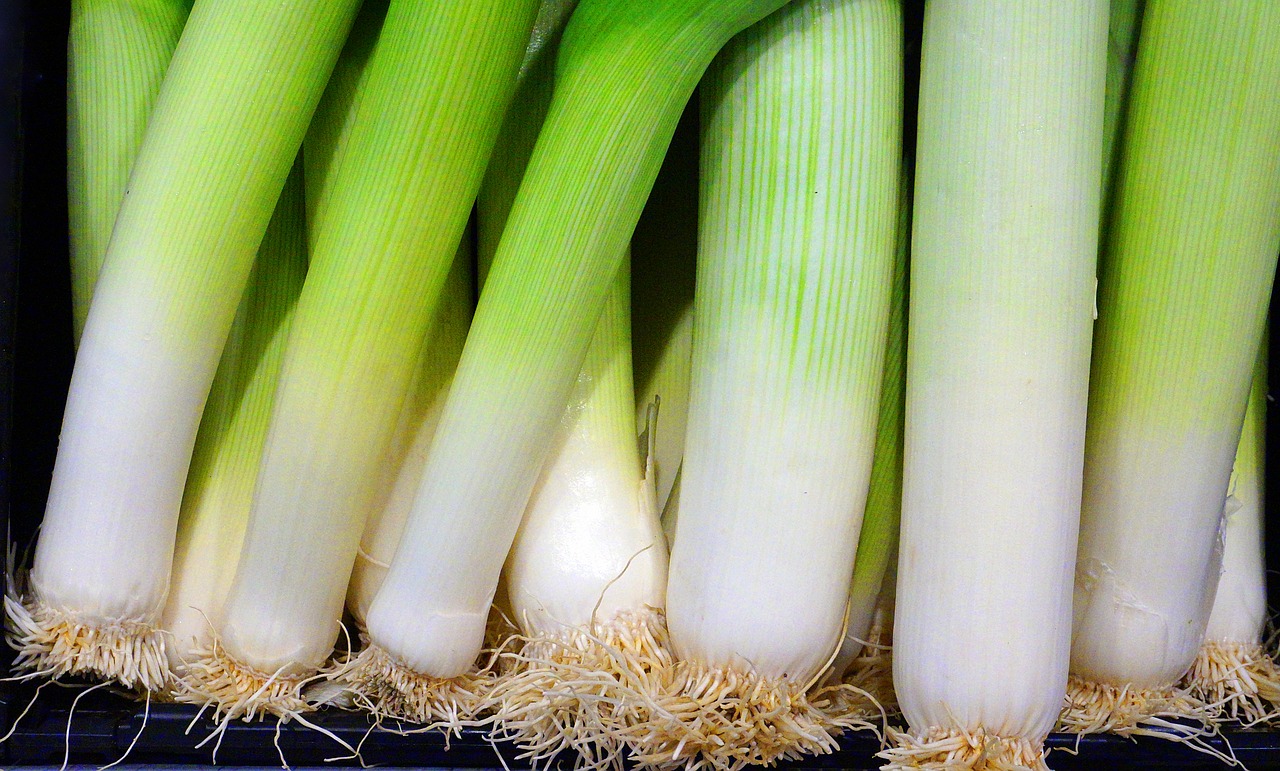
(631, 100, 698, 523)
(494, 254, 670, 767)
(162, 161, 307, 674)
(1183, 337, 1280, 724)
(646, 1, 901, 766)
(884, 2, 1105, 768)
(67, 0, 192, 344)
(1064, 1, 1280, 737)
(7, 0, 360, 693)
(359, 0, 789, 710)
(181, 0, 538, 721)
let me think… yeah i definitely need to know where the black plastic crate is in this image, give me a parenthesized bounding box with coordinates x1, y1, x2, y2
(5, 1, 1280, 768)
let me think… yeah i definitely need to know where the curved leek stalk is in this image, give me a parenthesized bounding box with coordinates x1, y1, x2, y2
(1183, 336, 1280, 724)
(67, 0, 192, 344)
(1065, 0, 1280, 738)
(181, 0, 538, 721)
(7, 0, 361, 693)
(162, 160, 307, 675)
(345, 236, 473, 625)
(357, 0, 789, 729)
(650, 1, 902, 766)
(885, 2, 1105, 768)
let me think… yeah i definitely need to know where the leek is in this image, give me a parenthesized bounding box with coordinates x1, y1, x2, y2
(355, 0, 789, 725)
(631, 99, 698, 522)
(345, 237, 474, 626)
(7, 0, 360, 692)
(162, 160, 307, 674)
(829, 163, 912, 696)
(1183, 336, 1280, 724)
(494, 255, 667, 768)
(1065, 0, 1280, 736)
(181, 0, 538, 720)
(884, 2, 1105, 768)
(638, 1, 902, 766)
(66, 0, 191, 344)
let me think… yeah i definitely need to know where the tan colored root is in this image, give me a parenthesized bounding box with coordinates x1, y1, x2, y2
(489, 607, 668, 771)
(604, 613, 877, 771)
(4, 593, 169, 692)
(173, 637, 314, 722)
(1057, 674, 1214, 737)
(840, 617, 897, 716)
(877, 726, 1048, 771)
(1183, 640, 1280, 725)
(336, 640, 500, 733)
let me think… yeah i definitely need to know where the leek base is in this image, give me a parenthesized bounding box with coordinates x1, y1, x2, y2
(4, 593, 170, 692)
(878, 726, 1048, 771)
(489, 607, 668, 771)
(618, 617, 878, 771)
(1057, 674, 1213, 736)
(175, 638, 314, 721)
(839, 615, 897, 715)
(337, 640, 498, 730)
(1183, 640, 1280, 726)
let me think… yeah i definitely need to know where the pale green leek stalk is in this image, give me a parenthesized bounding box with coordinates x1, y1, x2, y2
(9, 0, 360, 693)
(475, 0, 578, 285)
(301, 0, 474, 626)
(346, 237, 474, 624)
(67, 0, 192, 344)
(1067, 1, 1280, 735)
(1183, 336, 1280, 724)
(302, 0, 388, 243)
(191, 0, 539, 718)
(1101, 0, 1143, 208)
(830, 164, 911, 684)
(1206, 341, 1268, 648)
(631, 98, 697, 525)
(162, 161, 307, 674)
(886, 2, 1105, 768)
(362, 0, 790, 693)
(658, 2, 901, 764)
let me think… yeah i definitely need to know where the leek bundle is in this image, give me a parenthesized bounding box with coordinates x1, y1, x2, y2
(1064, 0, 1280, 736)
(636, 1, 901, 767)
(66, 0, 191, 344)
(1183, 338, 1280, 724)
(7, 0, 360, 692)
(162, 162, 307, 674)
(181, 0, 538, 720)
(884, 2, 1105, 768)
(354, 0, 788, 729)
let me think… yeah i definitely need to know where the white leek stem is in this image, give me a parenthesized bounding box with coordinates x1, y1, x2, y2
(636, 1, 902, 766)
(888, 1, 1104, 766)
